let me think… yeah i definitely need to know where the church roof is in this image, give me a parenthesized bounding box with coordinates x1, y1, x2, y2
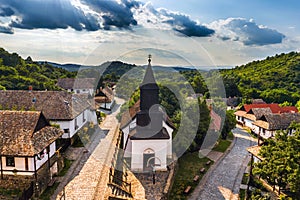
(120, 100, 175, 130)
(129, 127, 170, 140)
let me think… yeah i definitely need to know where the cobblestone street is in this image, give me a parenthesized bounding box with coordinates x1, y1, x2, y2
(190, 127, 257, 200)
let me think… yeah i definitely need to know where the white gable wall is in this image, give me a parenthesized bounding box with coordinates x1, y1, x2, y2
(52, 108, 96, 139)
(131, 139, 170, 172)
(244, 118, 254, 129)
(1, 141, 56, 175)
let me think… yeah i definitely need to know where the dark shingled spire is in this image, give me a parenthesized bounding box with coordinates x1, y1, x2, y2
(141, 54, 157, 86)
(131, 55, 170, 140)
(139, 54, 159, 111)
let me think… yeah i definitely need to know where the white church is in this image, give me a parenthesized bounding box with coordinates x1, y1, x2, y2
(120, 56, 174, 172)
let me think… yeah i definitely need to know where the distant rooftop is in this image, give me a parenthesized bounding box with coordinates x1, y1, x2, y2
(57, 78, 96, 90)
(0, 90, 91, 120)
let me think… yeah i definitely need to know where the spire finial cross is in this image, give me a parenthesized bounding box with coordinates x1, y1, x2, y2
(148, 54, 152, 64)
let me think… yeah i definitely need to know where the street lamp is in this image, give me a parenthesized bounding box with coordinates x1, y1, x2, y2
(146, 157, 162, 185)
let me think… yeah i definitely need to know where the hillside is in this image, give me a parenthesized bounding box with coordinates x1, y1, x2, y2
(221, 51, 300, 104)
(0, 48, 76, 90)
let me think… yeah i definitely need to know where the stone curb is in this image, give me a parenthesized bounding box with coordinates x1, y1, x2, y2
(189, 131, 238, 200)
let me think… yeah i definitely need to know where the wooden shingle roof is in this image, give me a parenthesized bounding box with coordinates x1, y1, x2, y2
(57, 78, 95, 90)
(0, 90, 91, 120)
(253, 113, 300, 130)
(247, 145, 263, 160)
(0, 111, 63, 156)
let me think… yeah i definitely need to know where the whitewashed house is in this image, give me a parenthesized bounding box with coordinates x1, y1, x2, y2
(252, 113, 300, 139)
(0, 111, 63, 178)
(94, 86, 115, 111)
(57, 78, 95, 95)
(235, 103, 298, 129)
(120, 57, 174, 172)
(0, 90, 97, 141)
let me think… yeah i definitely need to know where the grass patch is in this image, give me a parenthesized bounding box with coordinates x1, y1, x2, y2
(212, 139, 231, 152)
(39, 182, 59, 200)
(242, 173, 249, 185)
(227, 131, 234, 140)
(71, 134, 85, 147)
(169, 152, 213, 200)
(57, 158, 73, 176)
(239, 188, 246, 200)
(0, 188, 22, 197)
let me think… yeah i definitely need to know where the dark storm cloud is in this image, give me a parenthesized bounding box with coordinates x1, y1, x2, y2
(0, 0, 100, 31)
(160, 9, 214, 37)
(0, 6, 14, 17)
(0, 24, 13, 34)
(217, 18, 285, 46)
(0, 0, 139, 33)
(83, 0, 138, 30)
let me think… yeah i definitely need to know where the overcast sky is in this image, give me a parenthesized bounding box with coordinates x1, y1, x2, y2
(0, 0, 299, 67)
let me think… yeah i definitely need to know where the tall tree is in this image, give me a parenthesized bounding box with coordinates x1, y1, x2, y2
(253, 123, 300, 195)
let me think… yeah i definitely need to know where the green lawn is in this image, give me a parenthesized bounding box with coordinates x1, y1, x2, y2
(212, 139, 231, 152)
(169, 152, 213, 200)
(242, 173, 249, 185)
(227, 131, 234, 140)
(0, 188, 21, 198)
(57, 158, 73, 176)
(239, 188, 246, 200)
(39, 182, 59, 200)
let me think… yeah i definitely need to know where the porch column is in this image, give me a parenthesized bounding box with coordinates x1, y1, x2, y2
(0, 155, 3, 179)
(33, 155, 37, 182)
(47, 146, 51, 171)
(246, 154, 254, 199)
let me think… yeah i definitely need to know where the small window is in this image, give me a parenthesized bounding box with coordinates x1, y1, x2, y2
(83, 112, 86, 122)
(75, 118, 78, 130)
(64, 129, 70, 133)
(6, 157, 15, 167)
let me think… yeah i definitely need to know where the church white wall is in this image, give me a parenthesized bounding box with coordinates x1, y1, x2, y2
(124, 139, 132, 158)
(131, 140, 170, 172)
(122, 118, 136, 149)
(163, 121, 173, 158)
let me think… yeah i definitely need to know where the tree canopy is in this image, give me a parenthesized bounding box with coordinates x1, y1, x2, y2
(253, 123, 300, 196)
(0, 48, 76, 90)
(221, 51, 300, 104)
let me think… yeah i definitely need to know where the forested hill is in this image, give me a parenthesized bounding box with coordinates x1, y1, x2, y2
(221, 51, 300, 104)
(0, 48, 76, 90)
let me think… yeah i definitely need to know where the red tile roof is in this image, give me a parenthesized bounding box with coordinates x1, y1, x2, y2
(241, 104, 298, 114)
(209, 110, 222, 131)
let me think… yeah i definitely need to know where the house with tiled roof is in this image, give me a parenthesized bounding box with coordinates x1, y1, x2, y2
(0, 90, 97, 140)
(94, 86, 115, 110)
(57, 78, 95, 95)
(235, 103, 298, 129)
(120, 56, 174, 172)
(252, 112, 300, 140)
(0, 110, 63, 195)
